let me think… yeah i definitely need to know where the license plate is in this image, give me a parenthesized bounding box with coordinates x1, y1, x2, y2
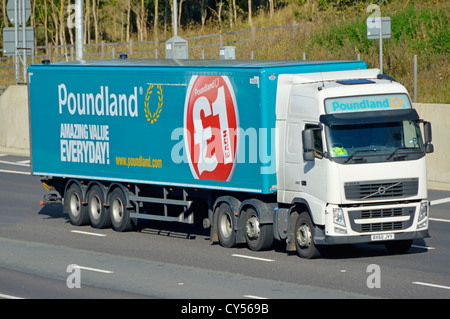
(371, 233, 395, 241)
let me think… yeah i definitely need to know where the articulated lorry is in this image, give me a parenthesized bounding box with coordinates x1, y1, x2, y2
(29, 59, 433, 258)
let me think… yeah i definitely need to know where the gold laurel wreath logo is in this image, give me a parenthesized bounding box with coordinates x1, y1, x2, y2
(144, 84, 163, 124)
(390, 96, 402, 109)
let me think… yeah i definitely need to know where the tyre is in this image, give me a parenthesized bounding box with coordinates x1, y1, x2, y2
(109, 187, 134, 232)
(64, 183, 89, 226)
(217, 203, 236, 248)
(294, 211, 321, 259)
(87, 185, 111, 229)
(385, 240, 413, 254)
(245, 208, 273, 251)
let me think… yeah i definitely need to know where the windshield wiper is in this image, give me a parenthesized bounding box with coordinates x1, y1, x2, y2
(345, 149, 378, 163)
(386, 147, 412, 160)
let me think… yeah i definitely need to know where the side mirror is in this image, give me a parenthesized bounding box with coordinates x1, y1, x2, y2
(423, 121, 434, 154)
(424, 122, 432, 144)
(425, 143, 434, 154)
(302, 129, 315, 162)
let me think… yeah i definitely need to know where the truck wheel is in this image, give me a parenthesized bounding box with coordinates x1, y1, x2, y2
(87, 185, 111, 229)
(64, 183, 89, 226)
(217, 203, 236, 248)
(245, 208, 273, 251)
(295, 212, 321, 259)
(385, 240, 413, 254)
(109, 188, 133, 232)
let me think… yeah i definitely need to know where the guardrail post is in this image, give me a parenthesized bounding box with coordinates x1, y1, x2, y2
(101, 40, 106, 59)
(48, 43, 53, 62)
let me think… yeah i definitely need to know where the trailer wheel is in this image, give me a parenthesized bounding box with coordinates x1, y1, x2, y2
(87, 185, 111, 229)
(245, 208, 273, 251)
(217, 203, 236, 248)
(294, 212, 321, 259)
(64, 183, 89, 226)
(109, 188, 133, 232)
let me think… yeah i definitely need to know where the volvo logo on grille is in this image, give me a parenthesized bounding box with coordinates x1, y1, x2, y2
(345, 178, 419, 201)
(362, 182, 401, 199)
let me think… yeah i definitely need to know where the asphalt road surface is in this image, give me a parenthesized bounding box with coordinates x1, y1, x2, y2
(1, 153, 449, 302)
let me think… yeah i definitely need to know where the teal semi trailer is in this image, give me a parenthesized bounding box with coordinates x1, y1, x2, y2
(29, 59, 433, 258)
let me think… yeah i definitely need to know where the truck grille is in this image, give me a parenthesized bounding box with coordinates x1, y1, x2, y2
(348, 207, 415, 233)
(344, 178, 418, 201)
(360, 208, 404, 218)
(361, 222, 404, 232)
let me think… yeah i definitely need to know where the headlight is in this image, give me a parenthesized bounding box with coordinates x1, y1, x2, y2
(333, 208, 346, 227)
(418, 202, 428, 222)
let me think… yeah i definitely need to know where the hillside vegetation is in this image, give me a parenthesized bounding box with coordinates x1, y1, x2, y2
(0, 0, 448, 103)
(224, 0, 448, 103)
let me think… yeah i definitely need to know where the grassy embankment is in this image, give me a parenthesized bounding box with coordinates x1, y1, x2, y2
(182, 0, 448, 103)
(1, 1, 448, 103)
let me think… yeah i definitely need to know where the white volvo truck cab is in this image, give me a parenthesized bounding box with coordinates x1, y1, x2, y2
(276, 69, 433, 258)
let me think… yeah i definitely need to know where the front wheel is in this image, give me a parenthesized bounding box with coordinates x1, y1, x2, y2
(294, 212, 322, 259)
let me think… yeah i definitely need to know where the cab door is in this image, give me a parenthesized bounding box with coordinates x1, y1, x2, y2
(284, 120, 303, 192)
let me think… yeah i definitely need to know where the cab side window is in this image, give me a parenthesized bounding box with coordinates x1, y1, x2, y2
(305, 123, 323, 158)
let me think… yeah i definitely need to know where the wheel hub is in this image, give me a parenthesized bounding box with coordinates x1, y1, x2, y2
(246, 216, 260, 240)
(219, 212, 233, 239)
(296, 224, 312, 248)
(90, 195, 101, 219)
(70, 193, 80, 217)
(112, 198, 124, 222)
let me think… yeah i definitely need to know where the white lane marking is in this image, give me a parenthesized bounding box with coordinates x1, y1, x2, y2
(17, 160, 30, 164)
(0, 169, 30, 175)
(429, 217, 450, 223)
(0, 160, 30, 167)
(232, 254, 275, 262)
(71, 230, 107, 237)
(72, 265, 114, 274)
(411, 245, 435, 250)
(0, 293, 24, 299)
(413, 282, 450, 290)
(430, 197, 450, 206)
(243, 295, 269, 299)
(0, 154, 7, 157)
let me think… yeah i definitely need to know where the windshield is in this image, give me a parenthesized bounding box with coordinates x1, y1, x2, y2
(326, 120, 425, 163)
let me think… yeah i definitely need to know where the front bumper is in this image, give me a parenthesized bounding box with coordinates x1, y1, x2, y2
(313, 228, 429, 245)
(314, 200, 429, 245)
